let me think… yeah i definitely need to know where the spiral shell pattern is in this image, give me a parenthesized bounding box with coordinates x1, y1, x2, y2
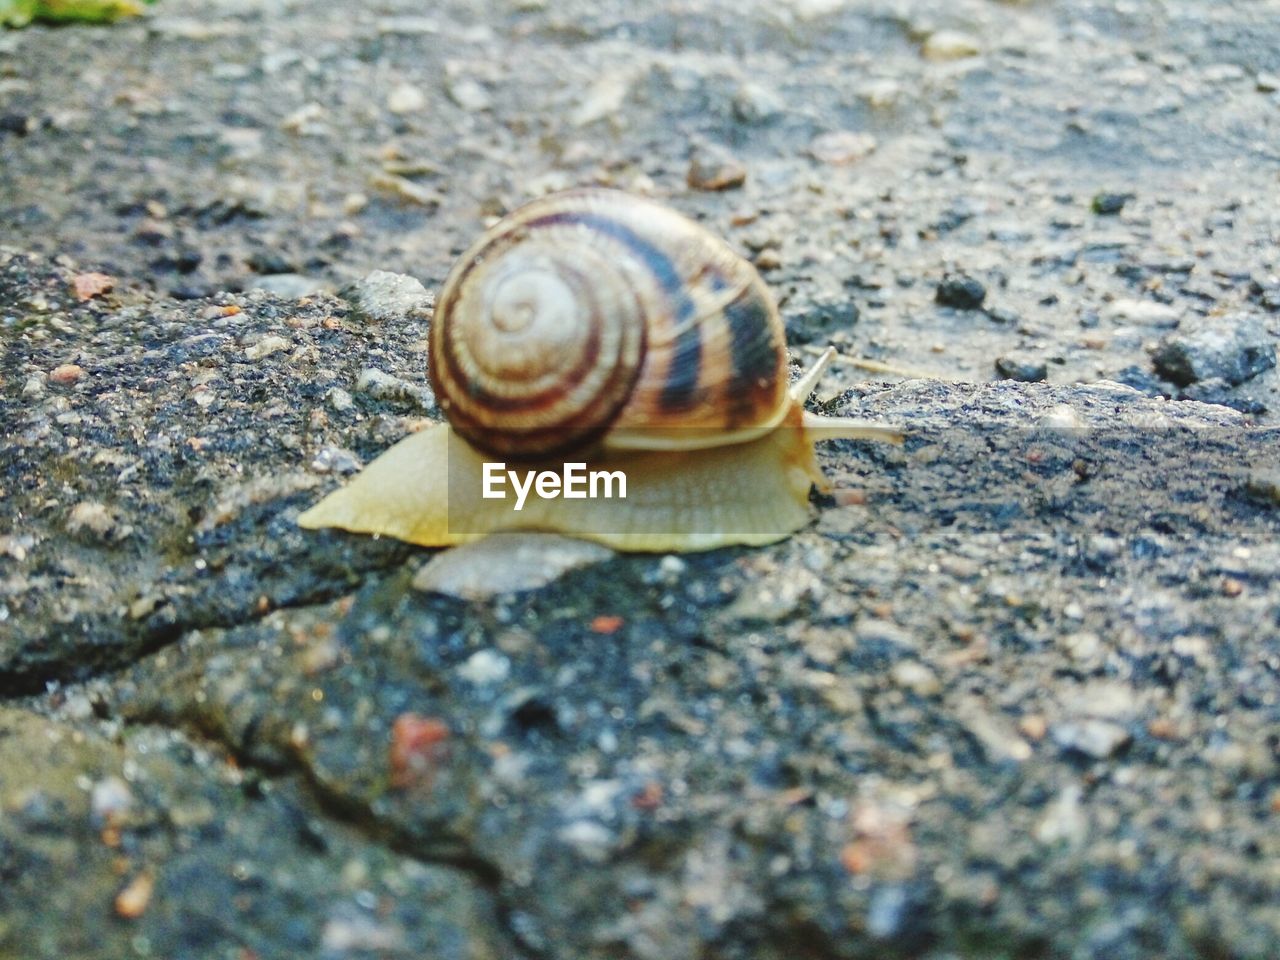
(430, 189, 788, 459)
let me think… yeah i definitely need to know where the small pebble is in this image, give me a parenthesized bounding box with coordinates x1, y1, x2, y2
(994, 354, 1048, 383)
(321, 915, 407, 953)
(558, 820, 615, 862)
(1019, 715, 1048, 741)
(1150, 316, 1276, 386)
(281, 102, 326, 135)
(340, 270, 433, 324)
(376, 15, 440, 34)
(114, 872, 154, 919)
(1052, 719, 1131, 759)
(732, 81, 785, 123)
(866, 885, 910, 939)
(572, 68, 635, 127)
(726, 581, 806, 623)
(1039, 404, 1087, 431)
(90, 776, 134, 825)
(855, 617, 915, 649)
(149, 17, 239, 40)
(354, 368, 434, 410)
(754, 248, 782, 271)
(658, 555, 687, 578)
(128, 595, 164, 621)
(808, 130, 877, 166)
(66, 501, 124, 541)
(1202, 63, 1245, 83)
(309, 446, 362, 475)
(686, 148, 747, 191)
(72, 272, 114, 301)
(1091, 192, 1133, 215)
(0, 113, 36, 136)
(859, 78, 901, 108)
(386, 82, 427, 114)
(1147, 717, 1179, 740)
(936, 273, 986, 309)
(49, 363, 86, 385)
(243, 334, 291, 361)
(1257, 73, 1279, 93)
(446, 77, 491, 112)
(922, 30, 981, 61)
(1060, 631, 1102, 664)
(326, 387, 355, 413)
(457, 649, 511, 685)
(890, 660, 941, 697)
(369, 172, 442, 208)
(956, 700, 1032, 763)
(1244, 469, 1280, 505)
(1076, 681, 1138, 719)
(1034, 786, 1088, 847)
(1102, 298, 1179, 325)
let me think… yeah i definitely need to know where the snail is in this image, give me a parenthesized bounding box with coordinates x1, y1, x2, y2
(298, 188, 901, 552)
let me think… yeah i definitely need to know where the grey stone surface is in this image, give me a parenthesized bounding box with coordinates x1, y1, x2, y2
(2, 0, 1280, 957)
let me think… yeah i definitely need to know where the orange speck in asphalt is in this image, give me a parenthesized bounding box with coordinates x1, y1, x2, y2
(389, 714, 451, 789)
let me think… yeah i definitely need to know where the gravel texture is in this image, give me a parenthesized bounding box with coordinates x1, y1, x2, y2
(2, 0, 1279, 957)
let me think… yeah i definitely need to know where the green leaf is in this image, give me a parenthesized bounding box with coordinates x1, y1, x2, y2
(1, 0, 150, 26)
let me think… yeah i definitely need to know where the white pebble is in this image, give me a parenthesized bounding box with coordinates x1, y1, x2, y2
(91, 776, 134, 823)
(244, 334, 291, 361)
(922, 30, 981, 61)
(447, 77, 491, 112)
(386, 83, 427, 115)
(558, 820, 614, 862)
(891, 660, 941, 697)
(326, 387, 354, 412)
(457, 649, 511, 685)
(1102, 298, 1179, 324)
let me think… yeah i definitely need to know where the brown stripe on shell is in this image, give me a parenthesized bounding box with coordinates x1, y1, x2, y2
(614, 237, 786, 439)
(722, 280, 786, 427)
(657, 321, 703, 412)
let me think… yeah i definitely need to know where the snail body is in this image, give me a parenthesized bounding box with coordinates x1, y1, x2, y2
(299, 189, 900, 552)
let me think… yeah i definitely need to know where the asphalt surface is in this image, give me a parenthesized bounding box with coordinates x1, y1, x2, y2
(1, 1, 1278, 957)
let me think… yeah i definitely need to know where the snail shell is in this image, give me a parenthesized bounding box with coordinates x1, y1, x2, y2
(430, 188, 789, 458)
(299, 189, 901, 553)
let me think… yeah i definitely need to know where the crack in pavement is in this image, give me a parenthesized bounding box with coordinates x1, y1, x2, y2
(97, 607, 549, 960)
(109, 697, 544, 960)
